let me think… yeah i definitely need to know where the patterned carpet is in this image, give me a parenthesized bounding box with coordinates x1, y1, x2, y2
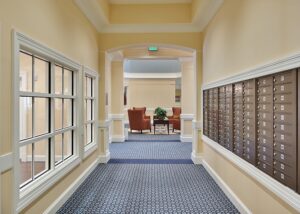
(57, 134, 239, 214)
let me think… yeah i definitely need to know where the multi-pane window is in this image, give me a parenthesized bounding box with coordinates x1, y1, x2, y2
(19, 51, 76, 188)
(84, 74, 96, 146)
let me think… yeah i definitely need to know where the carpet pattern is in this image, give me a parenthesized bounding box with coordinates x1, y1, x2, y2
(126, 133, 181, 142)
(57, 164, 239, 214)
(57, 134, 239, 214)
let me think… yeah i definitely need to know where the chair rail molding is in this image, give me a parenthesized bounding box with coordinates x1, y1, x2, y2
(0, 152, 13, 173)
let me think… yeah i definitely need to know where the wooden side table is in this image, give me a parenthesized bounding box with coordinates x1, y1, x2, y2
(153, 119, 169, 134)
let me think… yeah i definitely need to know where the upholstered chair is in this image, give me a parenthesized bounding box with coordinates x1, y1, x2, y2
(132, 107, 150, 120)
(168, 107, 181, 131)
(128, 109, 151, 133)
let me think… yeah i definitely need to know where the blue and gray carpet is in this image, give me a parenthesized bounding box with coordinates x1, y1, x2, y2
(57, 133, 239, 214)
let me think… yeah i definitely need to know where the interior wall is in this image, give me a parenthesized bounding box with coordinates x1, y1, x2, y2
(0, 0, 99, 213)
(202, 0, 300, 213)
(127, 78, 176, 110)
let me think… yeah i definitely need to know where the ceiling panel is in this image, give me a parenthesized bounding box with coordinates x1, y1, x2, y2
(109, 0, 192, 4)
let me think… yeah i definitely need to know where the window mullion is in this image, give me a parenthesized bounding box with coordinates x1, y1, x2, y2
(50, 62, 55, 169)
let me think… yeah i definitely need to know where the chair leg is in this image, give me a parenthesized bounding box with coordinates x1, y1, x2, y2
(140, 130, 142, 134)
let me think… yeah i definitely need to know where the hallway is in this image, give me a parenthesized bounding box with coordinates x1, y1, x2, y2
(57, 134, 239, 213)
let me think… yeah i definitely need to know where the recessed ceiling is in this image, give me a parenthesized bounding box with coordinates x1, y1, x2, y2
(109, 0, 192, 4)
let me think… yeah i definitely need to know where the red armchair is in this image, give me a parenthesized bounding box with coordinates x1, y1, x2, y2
(168, 107, 181, 132)
(128, 109, 151, 133)
(133, 107, 150, 120)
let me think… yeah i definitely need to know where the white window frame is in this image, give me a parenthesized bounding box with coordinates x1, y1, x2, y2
(12, 31, 82, 212)
(83, 67, 98, 159)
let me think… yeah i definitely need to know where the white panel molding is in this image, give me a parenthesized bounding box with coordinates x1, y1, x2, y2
(202, 135, 300, 212)
(98, 119, 112, 128)
(0, 153, 13, 173)
(192, 120, 201, 130)
(191, 151, 202, 164)
(124, 72, 181, 79)
(43, 159, 99, 214)
(98, 151, 111, 163)
(202, 160, 251, 214)
(180, 136, 192, 143)
(111, 135, 126, 142)
(180, 114, 194, 120)
(110, 114, 125, 120)
(203, 52, 300, 90)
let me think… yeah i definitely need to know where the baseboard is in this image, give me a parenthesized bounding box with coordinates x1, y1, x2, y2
(202, 160, 251, 214)
(98, 151, 110, 163)
(111, 135, 125, 142)
(191, 152, 202, 164)
(180, 135, 192, 142)
(0, 152, 13, 173)
(43, 159, 99, 214)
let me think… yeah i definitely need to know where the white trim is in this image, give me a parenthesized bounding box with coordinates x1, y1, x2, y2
(180, 114, 194, 120)
(74, 0, 108, 32)
(13, 30, 82, 213)
(0, 153, 13, 172)
(192, 120, 201, 130)
(101, 23, 201, 33)
(202, 160, 251, 214)
(203, 52, 300, 90)
(98, 152, 111, 163)
(43, 159, 99, 214)
(98, 119, 112, 128)
(110, 113, 125, 120)
(111, 135, 126, 142)
(109, 0, 192, 4)
(84, 142, 98, 159)
(83, 66, 99, 159)
(180, 136, 192, 143)
(191, 152, 202, 164)
(17, 157, 81, 212)
(124, 72, 181, 79)
(202, 135, 300, 212)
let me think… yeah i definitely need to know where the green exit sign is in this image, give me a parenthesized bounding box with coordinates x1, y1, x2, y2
(148, 46, 158, 51)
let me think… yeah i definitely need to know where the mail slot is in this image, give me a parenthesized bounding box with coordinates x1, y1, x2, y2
(258, 145, 273, 157)
(257, 120, 273, 131)
(274, 70, 296, 85)
(274, 161, 296, 178)
(274, 83, 294, 94)
(258, 161, 273, 176)
(274, 152, 295, 166)
(244, 96, 255, 103)
(244, 152, 256, 165)
(258, 153, 273, 165)
(258, 103, 273, 112)
(274, 142, 296, 156)
(273, 124, 294, 136)
(257, 86, 273, 95)
(274, 134, 295, 145)
(244, 80, 255, 89)
(274, 103, 294, 113)
(257, 112, 273, 121)
(273, 94, 294, 104)
(257, 136, 273, 146)
(274, 113, 294, 125)
(257, 95, 273, 103)
(257, 76, 273, 87)
(273, 171, 296, 190)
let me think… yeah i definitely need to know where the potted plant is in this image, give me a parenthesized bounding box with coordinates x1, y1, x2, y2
(154, 107, 167, 120)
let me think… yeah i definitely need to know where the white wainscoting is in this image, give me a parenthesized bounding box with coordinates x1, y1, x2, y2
(180, 114, 194, 142)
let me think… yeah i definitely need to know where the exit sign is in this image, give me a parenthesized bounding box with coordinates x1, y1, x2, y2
(148, 46, 158, 51)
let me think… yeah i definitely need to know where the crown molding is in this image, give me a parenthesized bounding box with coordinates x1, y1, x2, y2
(75, 0, 224, 33)
(109, 0, 192, 4)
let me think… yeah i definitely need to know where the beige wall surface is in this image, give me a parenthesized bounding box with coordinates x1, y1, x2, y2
(203, 0, 300, 84)
(127, 78, 176, 109)
(0, 0, 99, 213)
(202, 0, 300, 213)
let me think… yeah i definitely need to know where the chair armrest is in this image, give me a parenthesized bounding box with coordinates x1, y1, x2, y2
(144, 115, 150, 120)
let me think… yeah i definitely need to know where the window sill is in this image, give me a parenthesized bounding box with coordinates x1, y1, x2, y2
(17, 155, 81, 212)
(84, 142, 97, 159)
(202, 135, 300, 212)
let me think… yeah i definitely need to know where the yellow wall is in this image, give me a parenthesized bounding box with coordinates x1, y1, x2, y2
(202, 0, 300, 213)
(110, 3, 192, 24)
(127, 78, 176, 109)
(0, 0, 99, 213)
(203, 0, 300, 84)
